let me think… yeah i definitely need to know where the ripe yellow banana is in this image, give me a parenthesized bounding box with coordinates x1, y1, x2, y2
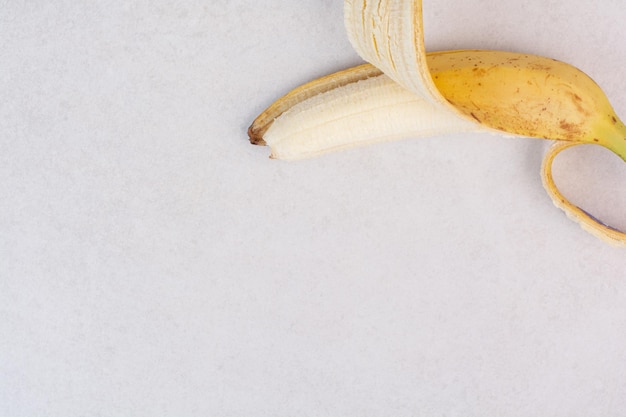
(248, 0, 626, 246)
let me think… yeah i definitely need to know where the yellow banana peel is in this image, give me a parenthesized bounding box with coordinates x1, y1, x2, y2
(249, 0, 626, 246)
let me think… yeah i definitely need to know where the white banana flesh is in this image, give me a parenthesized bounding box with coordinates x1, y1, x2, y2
(264, 71, 482, 160)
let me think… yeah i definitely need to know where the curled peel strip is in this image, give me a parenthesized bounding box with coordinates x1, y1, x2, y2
(249, 0, 626, 246)
(541, 142, 626, 246)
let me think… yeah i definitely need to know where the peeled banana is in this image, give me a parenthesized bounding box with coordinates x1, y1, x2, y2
(249, 0, 626, 246)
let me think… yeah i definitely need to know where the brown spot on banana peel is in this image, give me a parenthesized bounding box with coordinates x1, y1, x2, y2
(565, 91, 591, 117)
(559, 119, 581, 136)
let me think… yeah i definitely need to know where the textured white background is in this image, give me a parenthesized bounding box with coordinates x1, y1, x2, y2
(2, 1, 626, 416)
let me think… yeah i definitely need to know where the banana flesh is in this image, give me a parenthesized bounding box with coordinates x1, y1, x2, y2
(248, 0, 626, 246)
(254, 64, 483, 160)
(248, 64, 383, 146)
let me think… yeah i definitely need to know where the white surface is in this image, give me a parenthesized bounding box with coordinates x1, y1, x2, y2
(2, 1, 626, 416)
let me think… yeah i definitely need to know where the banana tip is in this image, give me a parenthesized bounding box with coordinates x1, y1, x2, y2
(248, 124, 267, 146)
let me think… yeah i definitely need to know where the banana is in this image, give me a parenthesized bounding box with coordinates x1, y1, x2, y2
(248, 0, 626, 246)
